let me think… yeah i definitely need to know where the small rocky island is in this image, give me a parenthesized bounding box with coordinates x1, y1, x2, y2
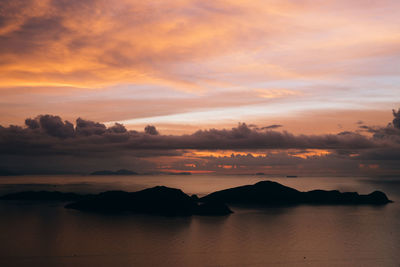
(0, 181, 392, 216)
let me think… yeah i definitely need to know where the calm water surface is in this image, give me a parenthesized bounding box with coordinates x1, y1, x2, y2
(0, 175, 399, 267)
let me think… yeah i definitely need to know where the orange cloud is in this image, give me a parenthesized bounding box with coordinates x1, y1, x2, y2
(0, 0, 399, 132)
(288, 149, 331, 159)
(1, 0, 399, 90)
(186, 150, 267, 158)
(256, 89, 301, 99)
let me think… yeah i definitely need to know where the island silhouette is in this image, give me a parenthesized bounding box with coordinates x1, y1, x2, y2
(200, 180, 392, 205)
(0, 181, 392, 216)
(65, 186, 232, 216)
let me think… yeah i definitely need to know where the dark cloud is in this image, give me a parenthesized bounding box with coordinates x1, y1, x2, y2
(357, 148, 400, 161)
(184, 123, 376, 150)
(0, 115, 393, 154)
(171, 151, 367, 176)
(0, 110, 399, 174)
(248, 124, 283, 131)
(38, 115, 75, 138)
(76, 118, 107, 136)
(338, 131, 353, 135)
(261, 124, 283, 130)
(109, 123, 127, 134)
(144, 125, 159, 135)
(392, 108, 400, 129)
(24, 118, 39, 129)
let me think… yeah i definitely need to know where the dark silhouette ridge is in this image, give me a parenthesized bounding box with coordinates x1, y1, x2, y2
(90, 169, 138, 175)
(0, 191, 89, 201)
(200, 180, 392, 206)
(1, 181, 391, 216)
(65, 186, 233, 216)
(190, 194, 199, 202)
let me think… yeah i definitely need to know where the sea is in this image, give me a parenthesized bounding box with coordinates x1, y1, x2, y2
(0, 174, 399, 267)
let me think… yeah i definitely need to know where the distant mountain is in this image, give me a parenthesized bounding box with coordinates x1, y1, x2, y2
(90, 169, 138, 175)
(200, 180, 392, 205)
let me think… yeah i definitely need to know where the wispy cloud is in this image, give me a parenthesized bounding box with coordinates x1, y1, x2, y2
(0, 0, 400, 133)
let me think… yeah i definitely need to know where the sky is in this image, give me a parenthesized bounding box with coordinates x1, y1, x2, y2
(0, 0, 399, 176)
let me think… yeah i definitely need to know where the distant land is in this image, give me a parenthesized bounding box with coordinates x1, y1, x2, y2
(0, 181, 392, 217)
(201, 181, 392, 205)
(90, 169, 138, 175)
(65, 186, 232, 216)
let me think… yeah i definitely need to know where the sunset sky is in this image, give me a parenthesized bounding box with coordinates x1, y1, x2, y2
(0, 0, 399, 175)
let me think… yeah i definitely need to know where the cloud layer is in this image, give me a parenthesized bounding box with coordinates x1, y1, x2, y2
(0, 110, 399, 175)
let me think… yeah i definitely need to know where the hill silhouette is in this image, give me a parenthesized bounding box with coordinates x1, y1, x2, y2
(0, 181, 392, 216)
(65, 186, 232, 216)
(200, 180, 392, 205)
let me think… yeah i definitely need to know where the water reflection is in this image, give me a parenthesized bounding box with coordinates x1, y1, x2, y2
(0, 175, 399, 266)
